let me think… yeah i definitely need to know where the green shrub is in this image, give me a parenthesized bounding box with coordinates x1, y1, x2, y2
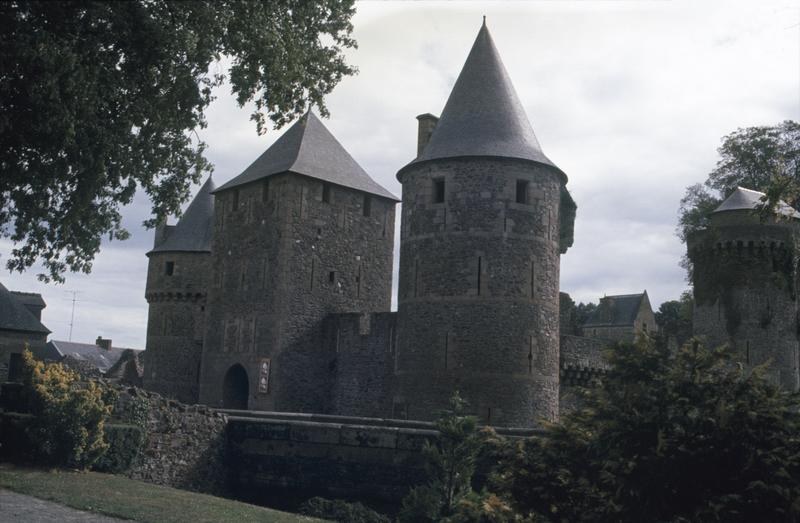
(299, 497, 390, 523)
(399, 392, 482, 522)
(93, 423, 146, 473)
(20, 349, 114, 468)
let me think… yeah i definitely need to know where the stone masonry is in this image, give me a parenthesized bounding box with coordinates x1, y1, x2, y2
(689, 188, 800, 390)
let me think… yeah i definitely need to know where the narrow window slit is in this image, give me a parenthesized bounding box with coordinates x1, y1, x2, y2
(530, 259, 535, 298)
(444, 333, 449, 370)
(528, 336, 533, 374)
(477, 256, 482, 296)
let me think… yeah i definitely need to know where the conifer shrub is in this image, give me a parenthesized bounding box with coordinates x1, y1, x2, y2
(399, 392, 484, 522)
(20, 349, 115, 468)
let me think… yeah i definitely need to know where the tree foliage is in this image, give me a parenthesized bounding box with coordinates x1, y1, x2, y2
(654, 291, 694, 347)
(400, 392, 484, 522)
(677, 121, 800, 242)
(494, 336, 800, 522)
(0, 0, 357, 281)
(20, 349, 116, 468)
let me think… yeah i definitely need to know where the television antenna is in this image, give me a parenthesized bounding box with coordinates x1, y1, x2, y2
(64, 291, 81, 341)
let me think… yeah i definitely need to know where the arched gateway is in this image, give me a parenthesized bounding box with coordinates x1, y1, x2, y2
(222, 364, 249, 410)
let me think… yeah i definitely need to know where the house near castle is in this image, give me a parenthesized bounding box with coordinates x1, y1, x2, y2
(582, 291, 656, 342)
(0, 282, 49, 381)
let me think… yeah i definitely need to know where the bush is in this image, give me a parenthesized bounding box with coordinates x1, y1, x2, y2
(495, 336, 800, 522)
(399, 392, 483, 523)
(20, 349, 114, 468)
(93, 423, 146, 473)
(298, 497, 390, 523)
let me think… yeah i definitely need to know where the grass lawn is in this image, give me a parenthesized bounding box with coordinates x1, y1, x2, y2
(0, 464, 324, 522)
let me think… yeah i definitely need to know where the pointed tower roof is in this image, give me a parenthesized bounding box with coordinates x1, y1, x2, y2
(215, 112, 398, 201)
(405, 22, 562, 175)
(0, 281, 50, 334)
(713, 187, 800, 219)
(149, 176, 216, 254)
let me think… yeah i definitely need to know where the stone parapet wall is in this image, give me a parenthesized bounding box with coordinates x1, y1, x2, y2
(226, 410, 540, 506)
(117, 387, 228, 494)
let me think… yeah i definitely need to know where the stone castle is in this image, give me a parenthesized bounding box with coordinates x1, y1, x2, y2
(141, 24, 800, 427)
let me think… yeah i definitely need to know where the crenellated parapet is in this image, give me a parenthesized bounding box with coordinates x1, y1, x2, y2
(145, 291, 207, 303)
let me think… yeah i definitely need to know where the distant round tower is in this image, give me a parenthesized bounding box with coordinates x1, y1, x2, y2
(689, 187, 800, 390)
(393, 23, 576, 427)
(143, 177, 215, 403)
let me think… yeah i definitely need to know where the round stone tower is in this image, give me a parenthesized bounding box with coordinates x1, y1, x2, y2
(393, 23, 575, 427)
(688, 187, 800, 390)
(143, 176, 215, 403)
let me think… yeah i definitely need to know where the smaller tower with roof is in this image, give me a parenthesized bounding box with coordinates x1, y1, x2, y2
(143, 176, 215, 403)
(688, 187, 800, 390)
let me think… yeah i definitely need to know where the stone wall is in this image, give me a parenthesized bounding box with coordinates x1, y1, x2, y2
(225, 410, 540, 508)
(115, 387, 228, 495)
(395, 157, 565, 427)
(199, 173, 396, 413)
(325, 312, 397, 418)
(559, 335, 610, 415)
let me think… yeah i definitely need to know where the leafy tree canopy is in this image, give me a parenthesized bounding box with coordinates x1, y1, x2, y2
(677, 120, 800, 243)
(654, 290, 693, 347)
(494, 336, 800, 522)
(0, 0, 357, 281)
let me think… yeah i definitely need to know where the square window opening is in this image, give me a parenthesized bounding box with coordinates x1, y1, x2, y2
(322, 183, 331, 203)
(363, 195, 372, 217)
(433, 179, 445, 204)
(516, 180, 529, 204)
(232, 189, 240, 211)
(262, 179, 270, 202)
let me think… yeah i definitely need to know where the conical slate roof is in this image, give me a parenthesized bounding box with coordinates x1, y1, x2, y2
(713, 187, 800, 219)
(405, 22, 561, 174)
(0, 281, 50, 334)
(215, 112, 398, 201)
(149, 176, 216, 254)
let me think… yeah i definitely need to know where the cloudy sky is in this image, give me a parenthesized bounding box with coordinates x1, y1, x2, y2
(2, 0, 798, 348)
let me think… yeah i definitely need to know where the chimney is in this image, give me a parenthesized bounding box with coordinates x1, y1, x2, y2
(96, 336, 112, 351)
(416, 113, 439, 157)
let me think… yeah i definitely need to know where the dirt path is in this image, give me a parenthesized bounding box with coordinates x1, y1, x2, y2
(0, 488, 129, 522)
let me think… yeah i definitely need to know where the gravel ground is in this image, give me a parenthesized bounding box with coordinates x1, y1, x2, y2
(0, 488, 129, 522)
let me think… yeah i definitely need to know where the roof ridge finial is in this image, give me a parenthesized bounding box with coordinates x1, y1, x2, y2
(482, 15, 486, 27)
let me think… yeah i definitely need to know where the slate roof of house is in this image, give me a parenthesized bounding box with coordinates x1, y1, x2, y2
(0, 282, 50, 334)
(149, 176, 216, 254)
(215, 112, 398, 201)
(46, 340, 142, 373)
(10, 291, 46, 308)
(403, 22, 563, 176)
(583, 292, 648, 328)
(712, 187, 800, 219)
